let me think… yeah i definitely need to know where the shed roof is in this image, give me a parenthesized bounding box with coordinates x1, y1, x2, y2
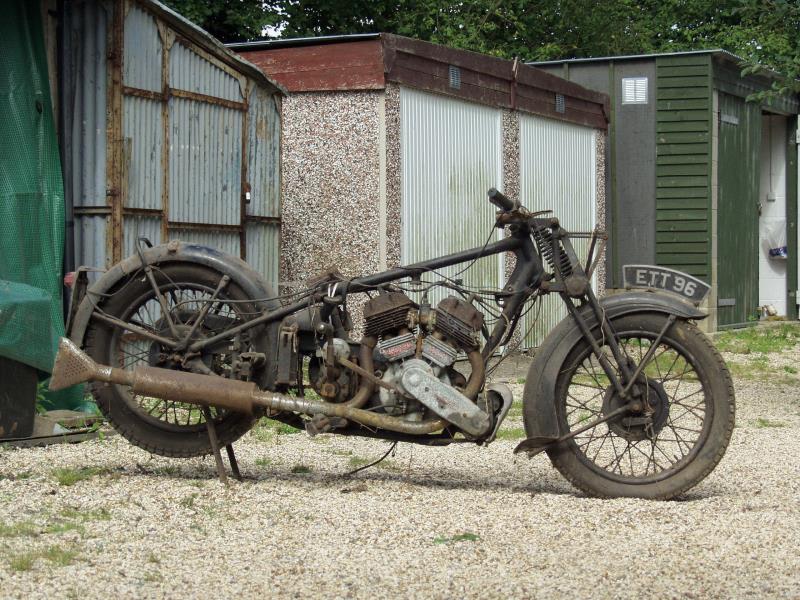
(530, 48, 799, 114)
(229, 33, 609, 130)
(143, 0, 286, 95)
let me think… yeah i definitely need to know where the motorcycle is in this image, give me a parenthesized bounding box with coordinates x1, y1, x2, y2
(51, 188, 735, 499)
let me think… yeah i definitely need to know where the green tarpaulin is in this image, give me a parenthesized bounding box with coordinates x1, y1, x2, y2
(0, 0, 82, 409)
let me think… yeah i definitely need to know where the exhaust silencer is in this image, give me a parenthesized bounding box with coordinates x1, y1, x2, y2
(49, 338, 446, 435)
(50, 338, 258, 414)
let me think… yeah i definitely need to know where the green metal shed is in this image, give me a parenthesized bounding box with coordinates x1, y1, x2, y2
(534, 50, 799, 330)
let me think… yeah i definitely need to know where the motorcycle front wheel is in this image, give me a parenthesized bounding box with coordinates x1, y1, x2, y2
(547, 313, 735, 500)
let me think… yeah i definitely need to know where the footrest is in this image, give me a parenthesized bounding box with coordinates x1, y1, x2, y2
(513, 436, 559, 455)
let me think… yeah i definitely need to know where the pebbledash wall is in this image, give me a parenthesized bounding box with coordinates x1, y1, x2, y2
(231, 34, 609, 345)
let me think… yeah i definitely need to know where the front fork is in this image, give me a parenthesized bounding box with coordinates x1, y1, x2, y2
(564, 288, 676, 410)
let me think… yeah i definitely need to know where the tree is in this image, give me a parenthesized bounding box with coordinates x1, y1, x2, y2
(163, 0, 799, 97)
(734, 0, 800, 97)
(161, 0, 277, 43)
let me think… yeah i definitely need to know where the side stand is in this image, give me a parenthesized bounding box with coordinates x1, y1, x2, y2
(202, 407, 242, 485)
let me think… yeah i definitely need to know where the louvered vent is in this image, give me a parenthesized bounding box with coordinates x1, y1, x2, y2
(448, 65, 461, 89)
(622, 77, 648, 104)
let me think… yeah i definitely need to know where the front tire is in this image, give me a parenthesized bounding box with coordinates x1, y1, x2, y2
(546, 313, 735, 500)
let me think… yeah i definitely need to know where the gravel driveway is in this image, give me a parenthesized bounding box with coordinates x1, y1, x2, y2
(0, 354, 797, 598)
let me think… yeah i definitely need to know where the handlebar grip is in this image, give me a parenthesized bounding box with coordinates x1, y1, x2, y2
(487, 188, 517, 212)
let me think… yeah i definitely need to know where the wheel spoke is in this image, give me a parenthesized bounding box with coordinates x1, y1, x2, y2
(562, 327, 713, 482)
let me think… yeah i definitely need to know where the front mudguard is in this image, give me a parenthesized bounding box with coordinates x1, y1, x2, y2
(522, 290, 706, 440)
(67, 241, 279, 346)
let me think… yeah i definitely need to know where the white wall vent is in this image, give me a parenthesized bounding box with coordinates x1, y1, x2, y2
(621, 77, 648, 104)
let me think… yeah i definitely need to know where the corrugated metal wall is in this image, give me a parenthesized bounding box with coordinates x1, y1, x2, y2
(65, 0, 110, 273)
(519, 114, 597, 346)
(64, 0, 280, 287)
(400, 87, 503, 306)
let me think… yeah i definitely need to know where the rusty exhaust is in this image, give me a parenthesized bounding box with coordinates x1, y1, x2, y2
(50, 338, 445, 435)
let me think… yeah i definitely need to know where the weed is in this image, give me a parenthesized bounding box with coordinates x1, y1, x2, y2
(0, 521, 39, 538)
(716, 324, 800, 354)
(153, 465, 179, 476)
(8, 545, 79, 571)
(250, 426, 274, 444)
(506, 401, 525, 419)
(147, 552, 161, 564)
(144, 571, 163, 583)
(43, 522, 83, 535)
(275, 423, 301, 435)
(348, 456, 371, 467)
(9, 552, 36, 571)
(51, 466, 109, 486)
(783, 365, 797, 374)
(180, 493, 198, 508)
(59, 507, 111, 523)
(516, 378, 526, 385)
(434, 532, 480, 544)
(41, 545, 78, 566)
(494, 427, 526, 441)
(255, 457, 272, 467)
(291, 465, 312, 474)
(755, 417, 786, 428)
(326, 448, 353, 457)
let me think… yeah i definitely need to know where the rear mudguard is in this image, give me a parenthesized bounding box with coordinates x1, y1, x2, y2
(522, 290, 706, 440)
(67, 241, 281, 386)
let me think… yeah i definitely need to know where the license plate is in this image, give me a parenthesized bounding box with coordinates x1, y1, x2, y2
(622, 265, 710, 303)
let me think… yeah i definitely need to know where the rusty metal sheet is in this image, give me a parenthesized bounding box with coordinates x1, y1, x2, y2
(168, 98, 243, 226)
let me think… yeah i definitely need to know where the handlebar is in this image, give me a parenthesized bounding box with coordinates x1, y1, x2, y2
(487, 188, 519, 212)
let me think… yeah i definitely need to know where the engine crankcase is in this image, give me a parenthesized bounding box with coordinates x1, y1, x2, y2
(399, 359, 491, 437)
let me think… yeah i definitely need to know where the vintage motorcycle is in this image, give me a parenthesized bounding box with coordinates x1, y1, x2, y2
(51, 188, 735, 499)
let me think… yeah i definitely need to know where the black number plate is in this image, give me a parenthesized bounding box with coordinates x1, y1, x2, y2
(622, 265, 710, 303)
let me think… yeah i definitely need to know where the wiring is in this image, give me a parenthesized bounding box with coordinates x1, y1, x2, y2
(342, 441, 398, 477)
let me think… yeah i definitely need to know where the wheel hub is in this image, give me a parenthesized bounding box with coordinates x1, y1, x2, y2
(602, 378, 670, 441)
(148, 323, 210, 370)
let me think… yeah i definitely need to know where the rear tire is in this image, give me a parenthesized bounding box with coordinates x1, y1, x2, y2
(546, 313, 735, 500)
(84, 263, 259, 457)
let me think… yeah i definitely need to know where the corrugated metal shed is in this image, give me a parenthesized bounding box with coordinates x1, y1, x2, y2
(400, 87, 503, 306)
(63, 0, 284, 286)
(519, 114, 597, 346)
(230, 34, 608, 347)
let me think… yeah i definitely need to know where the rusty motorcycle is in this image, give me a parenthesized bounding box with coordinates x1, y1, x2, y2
(51, 189, 734, 499)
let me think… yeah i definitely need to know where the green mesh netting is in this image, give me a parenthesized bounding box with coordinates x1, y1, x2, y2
(0, 0, 83, 410)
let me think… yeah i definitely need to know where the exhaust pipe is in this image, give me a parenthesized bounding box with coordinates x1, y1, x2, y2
(50, 338, 445, 435)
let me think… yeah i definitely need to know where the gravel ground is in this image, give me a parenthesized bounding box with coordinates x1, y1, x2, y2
(0, 353, 798, 598)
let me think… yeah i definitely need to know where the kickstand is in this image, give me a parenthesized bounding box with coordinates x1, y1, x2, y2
(225, 444, 242, 481)
(202, 407, 242, 484)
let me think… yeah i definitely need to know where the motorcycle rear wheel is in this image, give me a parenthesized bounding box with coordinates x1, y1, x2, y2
(84, 263, 260, 457)
(546, 313, 735, 500)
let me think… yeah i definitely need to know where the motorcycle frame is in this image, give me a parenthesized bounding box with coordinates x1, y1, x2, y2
(168, 215, 632, 400)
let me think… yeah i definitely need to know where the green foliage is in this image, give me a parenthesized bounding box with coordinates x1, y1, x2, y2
(160, 0, 277, 42)
(715, 324, 800, 354)
(755, 417, 786, 428)
(494, 426, 526, 440)
(51, 466, 110, 486)
(7, 545, 79, 571)
(290, 464, 312, 474)
(162, 0, 798, 95)
(434, 532, 480, 544)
